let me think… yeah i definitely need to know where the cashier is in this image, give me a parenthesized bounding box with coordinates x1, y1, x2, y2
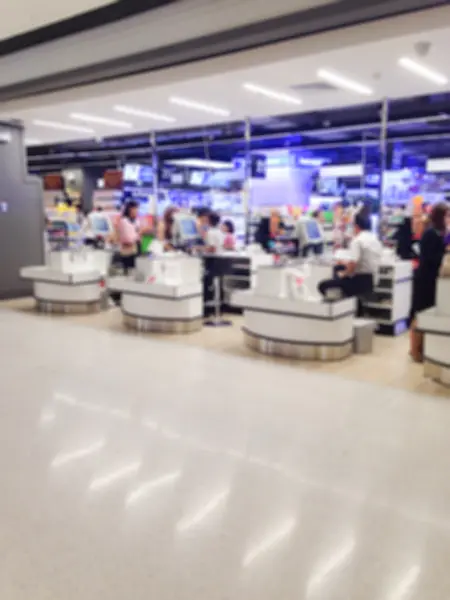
(255, 210, 285, 251)
(196, 208, 212, 242)
(117, 201, 141, 273)
(318, 214, 382, 300)
(204, 212, 225, 253)
(157, 206, 179, 250)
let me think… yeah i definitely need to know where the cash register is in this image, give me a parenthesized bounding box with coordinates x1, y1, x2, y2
(171, 213, 200, 249)
(294, 216, 325, 257)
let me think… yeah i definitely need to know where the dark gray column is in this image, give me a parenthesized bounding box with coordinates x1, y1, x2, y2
(0, 120, 44, 299)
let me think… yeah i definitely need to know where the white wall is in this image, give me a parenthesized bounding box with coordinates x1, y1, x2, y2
(0, 1, 114, 41)
(251, 166, 314, 208)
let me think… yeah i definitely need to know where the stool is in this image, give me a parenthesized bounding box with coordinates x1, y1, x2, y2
(353, 318, 376, 354)
(203, 256, 233, 328)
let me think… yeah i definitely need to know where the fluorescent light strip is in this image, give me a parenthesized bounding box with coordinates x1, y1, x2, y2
(317, 69, 373, 96)
(89, 461, 141, 492)
(114, 105, 176, 123)
(243, 83, 302, 105)
(169, 96, 230, 117)
(398, 57, 448, 86)
(70, 112, 132, 128)
(243, 518, 296, 567)
(125, 471, 181, 507)
(51, 440, 105, 468)
(176, 489, 229, 533)
(165, 158, 233, 170)
(33, 119, 95, 134)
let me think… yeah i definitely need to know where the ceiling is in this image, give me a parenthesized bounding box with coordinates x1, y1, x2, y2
(0, 0, 113, 41)
(4, 6, 450, 148)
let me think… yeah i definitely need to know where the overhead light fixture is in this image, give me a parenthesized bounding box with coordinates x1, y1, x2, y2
(33, 119, 95, 134)
(243, 83, 302, 105)
(398, 57, 448, 85)
(317, 69, 373, 96)
(169, 96, 230, 117)
(165, 158, 233, 170)
(70, 112, 133, 128)
(114, 105, 176, 123)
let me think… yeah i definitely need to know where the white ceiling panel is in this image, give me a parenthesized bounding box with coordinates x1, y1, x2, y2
(9, 15, 450, 147)
(0, 0, 334, 88)
(0, 0, 114, 41)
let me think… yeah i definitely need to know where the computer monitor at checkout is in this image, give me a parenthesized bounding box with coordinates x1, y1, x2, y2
(173, 214, 199, 244)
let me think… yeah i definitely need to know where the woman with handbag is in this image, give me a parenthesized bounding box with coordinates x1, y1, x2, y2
(118, 201, 141, 274)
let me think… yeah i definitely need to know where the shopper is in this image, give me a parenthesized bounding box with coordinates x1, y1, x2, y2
(196, 207, 212, 243)
(318, 213, 382, 301)
(255, 209, 284, 251)
(118, 200, 141, 274)
(221, 220, 236, 251)
(205, 212, 225, 253)
(157, 206, 179, 250)
(409, 202, 448, 362)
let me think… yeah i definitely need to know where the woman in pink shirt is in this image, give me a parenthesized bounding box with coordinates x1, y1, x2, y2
(118, 201, 141, 273)
(221, 219, 236, 251)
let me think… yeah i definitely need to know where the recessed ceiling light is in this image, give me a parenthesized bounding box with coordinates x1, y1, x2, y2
(33, 119, 95, 134)
(169, 96, 230, 117)
(398, 57, 448, 86)
(114, 105, 176, 123)
(243, 83, 302, 105)
(70, 113, 133, 128)
(317, 69, 373, 96)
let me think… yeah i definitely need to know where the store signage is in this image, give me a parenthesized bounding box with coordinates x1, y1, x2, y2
(104, 169, 123, 190)
(251, 154, 267, 179)
(43, 174, 64, 191)
(158, 164, 188, 187)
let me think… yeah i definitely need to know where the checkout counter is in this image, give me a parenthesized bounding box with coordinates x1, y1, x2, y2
(418, 267, 450, 386)
(109, 254, 203, 333)
(20, 249, 111, 313)
(232, 261, 357, 361)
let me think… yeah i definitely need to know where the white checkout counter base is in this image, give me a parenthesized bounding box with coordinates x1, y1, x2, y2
(233, 288, 356, 361)
(20, 266, 105, 314)
(418, 277, 450, 386)
(109, 277, 203, 334)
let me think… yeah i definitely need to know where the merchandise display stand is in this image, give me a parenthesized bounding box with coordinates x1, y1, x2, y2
(109, 255, 203, 334)
(232, 264, 356, 361)
(359, 259, 413, 335)
(418, 273, 450, 386)
(20, 249, 111, 314)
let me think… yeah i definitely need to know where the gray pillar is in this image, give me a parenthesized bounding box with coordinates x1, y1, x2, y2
(0, 121, 43, 298)
(244, 117, 252, 244)
(379, 97, 389, 211)
(151, 132, 158, 217)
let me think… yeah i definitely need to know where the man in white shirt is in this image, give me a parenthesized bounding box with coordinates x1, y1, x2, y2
(319, 214, 382, 299)
(205, 212, 225, 253)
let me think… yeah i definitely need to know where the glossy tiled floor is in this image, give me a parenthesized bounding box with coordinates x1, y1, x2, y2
(1, 306, 450, 599)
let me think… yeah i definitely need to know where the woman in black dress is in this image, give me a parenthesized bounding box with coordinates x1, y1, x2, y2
(410, 202, 448, 362)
